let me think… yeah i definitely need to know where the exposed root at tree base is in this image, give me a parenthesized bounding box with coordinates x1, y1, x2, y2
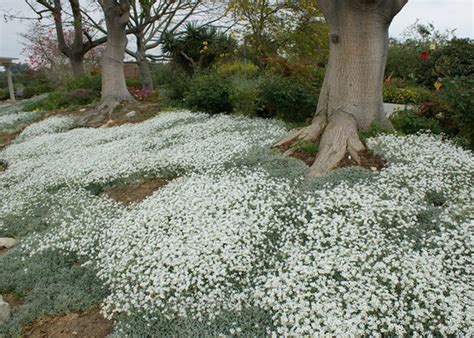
(78, 101, 161, 128)
(274, 111, 387, 177)
(22, 307, 112, 338)
(103, 177, 172, 204)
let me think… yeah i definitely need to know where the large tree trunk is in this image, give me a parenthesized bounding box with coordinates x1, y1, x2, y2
(79, 0, 133, 127)
(275, 0, 408, 177)
(70, 55, 86, 77)
(99, 0, 133, 109)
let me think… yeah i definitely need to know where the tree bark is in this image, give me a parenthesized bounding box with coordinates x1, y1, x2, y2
(70, 55, 86, 77)
(78, 0, 134, 127)
(275, 0, 408, 177)
(136, 32, 153, 89)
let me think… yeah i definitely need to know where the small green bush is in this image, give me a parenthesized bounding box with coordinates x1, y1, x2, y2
(185, 73, 232, 115)
(257, 75, 317, 123)
(358, 121, 394, 143)
(440, 76, 474, 149)
(23, 89, 99, 111)
(65, 74, 102, 93)
(383, 85, 433, 104)
(294, 140, 318, 154)
(416, 38, 474, 87)
(23, 84, 53, 99)
(390, 109, 442, 135)
(229, 79, 263, 116)
(0, 88, 8, 100)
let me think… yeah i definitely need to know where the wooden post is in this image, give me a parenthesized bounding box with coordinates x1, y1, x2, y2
(5, 64, 15, 102)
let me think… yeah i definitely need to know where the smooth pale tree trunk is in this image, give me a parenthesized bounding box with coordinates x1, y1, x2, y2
(79, 0, 133, 127)
(99, 4, 133, 109)
(275, 0, 408, 177)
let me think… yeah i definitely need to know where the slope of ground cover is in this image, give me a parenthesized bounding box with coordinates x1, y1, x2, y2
(0, 111, 472, 336)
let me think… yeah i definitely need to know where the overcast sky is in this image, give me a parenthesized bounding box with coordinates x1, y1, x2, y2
(0, 0, 473, 62)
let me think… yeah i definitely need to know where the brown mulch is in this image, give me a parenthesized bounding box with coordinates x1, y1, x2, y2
(275, 142, 386, 171)
(22, 307, 113, 338)
(103, 177, 171, 204)
(103, 102, 161, 127)
(336, 149, 386, 170)
(0, 131, 21, 151)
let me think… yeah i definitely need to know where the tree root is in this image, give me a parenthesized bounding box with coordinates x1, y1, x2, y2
(78, 97, 130, 128)
(274, 111, 366, 177)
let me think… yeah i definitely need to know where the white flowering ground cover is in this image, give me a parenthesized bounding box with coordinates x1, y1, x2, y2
(0, 110, 473, 336)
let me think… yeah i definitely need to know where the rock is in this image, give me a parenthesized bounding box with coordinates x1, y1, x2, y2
(0, 237, 17, 249)
(370, 166, 377, 171)
(126, 111, 137, 119)
(0, 296, 11, 324)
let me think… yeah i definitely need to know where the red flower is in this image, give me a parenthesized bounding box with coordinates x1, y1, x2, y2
(420, 51, 430, 61)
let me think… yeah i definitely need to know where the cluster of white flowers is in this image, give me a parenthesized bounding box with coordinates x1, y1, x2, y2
(0, 111, 41, 133)
(15, 116, 78, 143)
(2, 112, 473, 335)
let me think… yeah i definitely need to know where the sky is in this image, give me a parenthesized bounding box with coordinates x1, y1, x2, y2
(0, 0, 473, 62)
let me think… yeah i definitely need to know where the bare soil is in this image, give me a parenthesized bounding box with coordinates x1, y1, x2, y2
(103, 177, 171, 204)
(336, 149, 386, 170)
(22, 307, 113, 338)
(276, 143, 386, 171)
(0, 131, 21, 151)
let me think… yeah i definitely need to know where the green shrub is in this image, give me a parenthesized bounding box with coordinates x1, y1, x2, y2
(383, 85, 433, 104)
(23, 89, 99, 111)
(386, 41, 421, 81)
(229, 79, 263, 116)
(65, 74, 102, 93)
(358, 121, 394, 143)
(0, 88, 8, 100)
(23, 84, 53, 99)
(217, 60, 259, 78)
(185, 73, 232, 115)
(440, 76, 474, 149)
(416, 38, 474, 87)
(390, 109, 442, 135)
(294, 140, 318, 154)
(257, 74, 317, 123)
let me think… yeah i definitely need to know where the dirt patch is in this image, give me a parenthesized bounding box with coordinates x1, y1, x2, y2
(336, 149, 386, 171)
(276, 143, 386, 171)
(103, 177, 171, 204)
(290, 149, 316, 166)
(2, 293, 23, 314)
(0, 131, 21, 150)
(105, 102, 161, 127)
(23, 307, 112, 338)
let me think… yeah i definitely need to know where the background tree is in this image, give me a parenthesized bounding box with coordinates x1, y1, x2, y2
(276, 0, 409, 177)
(162, 24, 236, 75)
(227, 0, 293, 68)
(26, 0, 107, 77)
(127, 0, 227, 89)
(21, 22, 103, 82)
